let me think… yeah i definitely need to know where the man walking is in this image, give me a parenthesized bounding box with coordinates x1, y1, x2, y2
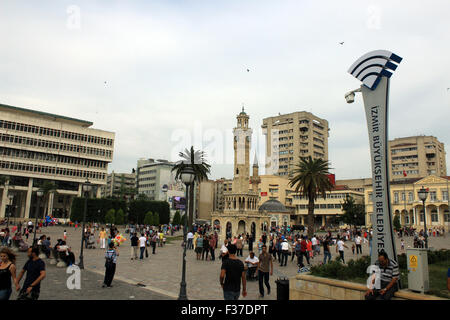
(138, 233, 146, 260)
(209, 235, 216, 261)
(323, 236, 332, 264)
(130, 233, 138, 260)
(187, 231, 194, 250)
(280, 239, 290, 267)
(220, 244, 247, 300)
(336, 237, 348, 264)
(236, 236, 243, 257)
(16, 247, 46, 300)
(257, 244, 273, 298)
(355, 233, 362, 255)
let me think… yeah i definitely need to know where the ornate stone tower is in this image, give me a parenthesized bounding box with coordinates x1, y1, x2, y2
(211, 108, 270, 244)
(232, 108, 252, 193)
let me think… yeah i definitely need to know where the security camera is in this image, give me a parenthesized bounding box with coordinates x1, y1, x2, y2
(345, 91, 355, 104)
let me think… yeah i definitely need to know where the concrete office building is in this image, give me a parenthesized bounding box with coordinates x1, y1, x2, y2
(0, 103, 115, 220)
(101, 170, 136, 199)
(389, 136, 446, 181)
(136, 158, 184, 201)
(212, 178, 233, 212)
(262, 111, 329, 177)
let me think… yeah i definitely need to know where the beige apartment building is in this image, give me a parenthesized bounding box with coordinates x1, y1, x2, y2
(262, 111, 329, 177)
(389, 136, 446, 181)
(0, 103, 115, 220)
(364, 175, 450, 231)
(213, 178, 232, 212)
(101, 170, 136, 199)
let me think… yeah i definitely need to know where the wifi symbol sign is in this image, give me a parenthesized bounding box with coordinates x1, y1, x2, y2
(348, 50, 402, 90)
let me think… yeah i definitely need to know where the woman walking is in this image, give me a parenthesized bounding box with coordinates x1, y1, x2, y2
(0, 248, 19, 300)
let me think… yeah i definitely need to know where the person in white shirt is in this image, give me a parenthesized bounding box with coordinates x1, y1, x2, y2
(187, 231, 194, 250)
(336, 237, 349, 264)
(355, 234, 362, 254)
(220, 239, 229, 260)
(244, 252, 259, 280)
(280, 239, 290, 266)
(311, 236, 318, 256)
(138, 234, 147, 260)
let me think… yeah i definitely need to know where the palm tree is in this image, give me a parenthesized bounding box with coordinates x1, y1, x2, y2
(289, 156, 333, 238)
(38, 181, 58, 218)
(172, 146, 211, 231)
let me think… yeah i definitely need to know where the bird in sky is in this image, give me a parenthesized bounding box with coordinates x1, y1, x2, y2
(247, 68, 250, 72)
(339, 41, 344, 45)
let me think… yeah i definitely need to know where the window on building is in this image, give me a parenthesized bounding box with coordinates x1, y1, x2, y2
(394, 192, 399, 203)
(442, 191, 448, 201)
(431, 213, 438, 222)
(430, 191, 437, 201)
(408, 192, 413, 202)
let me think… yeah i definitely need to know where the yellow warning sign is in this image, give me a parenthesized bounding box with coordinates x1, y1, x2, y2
(409, 255, 418, 268)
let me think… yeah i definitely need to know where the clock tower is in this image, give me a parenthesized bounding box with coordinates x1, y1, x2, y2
(233, 107, 252, 193)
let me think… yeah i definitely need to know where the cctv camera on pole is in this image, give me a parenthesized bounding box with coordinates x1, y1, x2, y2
(346, 50, 403, 265)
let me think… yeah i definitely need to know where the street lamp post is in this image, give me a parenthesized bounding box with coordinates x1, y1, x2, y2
(6, 194, 14, 230)
(33, 190, 44, 245)
(178, 166, 195, 300)
(79, 179, 93, 270)
(417, 186, 429, 249)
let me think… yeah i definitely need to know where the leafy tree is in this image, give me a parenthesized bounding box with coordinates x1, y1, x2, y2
(115, 208, 125, 225)
(105, 209, 116, 224)
(153, 211, 160, 226)
(340, 196, 366, 228)
(180, 213, 186, 226)
(172, 146, 211, 231)
(137, 193, 148, 200)
(144, 211, 153, 226)
(393, 214, 401, 231)
(289, 156, 333, 238)
(172, 211, 181, 225)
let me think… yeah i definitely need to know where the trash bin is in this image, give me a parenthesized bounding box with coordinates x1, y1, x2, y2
(276, 277, 289, 300)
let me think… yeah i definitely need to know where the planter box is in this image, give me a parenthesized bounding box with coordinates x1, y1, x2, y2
(290, 273, 446, 300)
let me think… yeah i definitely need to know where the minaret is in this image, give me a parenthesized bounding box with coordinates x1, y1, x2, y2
(250, 153, 261, 193)
(233, 107, 252, 194)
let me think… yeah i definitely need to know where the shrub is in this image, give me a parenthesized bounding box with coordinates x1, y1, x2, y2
(172, 211, 181, 225)
(310, 255, 371, 281)
(180, 214, 186, 226)
(144, 211, 153, 226)
(153, 211, 160, 226)
(105, 209, 115, 225)
(115, 209, 125, 225)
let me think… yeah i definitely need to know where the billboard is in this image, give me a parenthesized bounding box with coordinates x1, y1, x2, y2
(172, 196, 186, 210)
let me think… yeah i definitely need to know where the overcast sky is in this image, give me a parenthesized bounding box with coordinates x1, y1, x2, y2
(1, 0, 449, 181)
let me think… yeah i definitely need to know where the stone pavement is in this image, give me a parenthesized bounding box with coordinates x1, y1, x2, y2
(18, 226, 450, 300)
(8, 249, 172, 300)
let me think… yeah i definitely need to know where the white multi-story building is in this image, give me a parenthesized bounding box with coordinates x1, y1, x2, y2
(0, 103, 115, 220)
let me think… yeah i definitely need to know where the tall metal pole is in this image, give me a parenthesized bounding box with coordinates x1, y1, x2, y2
(447, 179, 449, 235)
(33, 196, 40, 245)
(79, 191, 88, 269)
(422, 198, 428, 249)
(178, 183, 189, 300)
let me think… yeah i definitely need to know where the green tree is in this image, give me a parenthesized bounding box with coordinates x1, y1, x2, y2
(172, 211, 181, 225)
(115, 208, 125, 225)
(172, 146, 211, 231)
(153, 211, 160, 226)
(180, 213, 186, 226)
(105, 209, 116, 224)
(393, 214, 401, 231)
(340, 195, 366, 229)
(144, 211, 153, 226)
(289, 156, 333, 238)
